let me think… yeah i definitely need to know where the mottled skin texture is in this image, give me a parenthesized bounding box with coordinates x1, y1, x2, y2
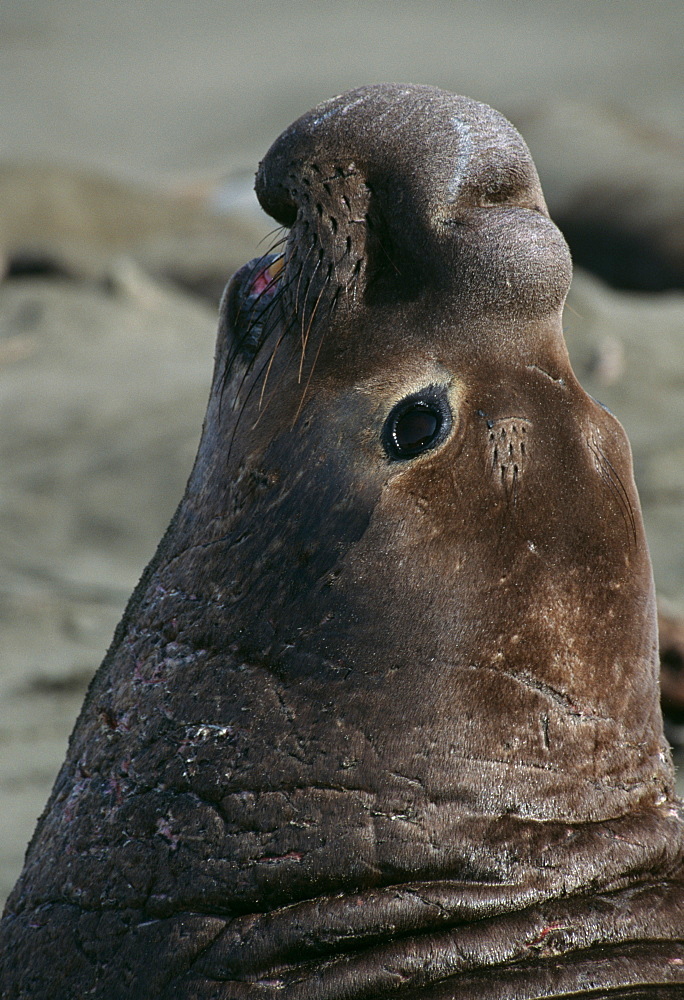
(2, 85, 683, 998)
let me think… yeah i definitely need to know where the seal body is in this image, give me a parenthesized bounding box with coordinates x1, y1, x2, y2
(1, 85, 683, 998)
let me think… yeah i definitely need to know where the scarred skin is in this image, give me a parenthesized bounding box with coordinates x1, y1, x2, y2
(1, 84, 683, 998)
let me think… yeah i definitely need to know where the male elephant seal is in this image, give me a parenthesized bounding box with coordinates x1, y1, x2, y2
(1, 84, 683, 998)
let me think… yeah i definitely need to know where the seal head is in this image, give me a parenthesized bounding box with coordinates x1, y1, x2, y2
(2, 84, 683, 998)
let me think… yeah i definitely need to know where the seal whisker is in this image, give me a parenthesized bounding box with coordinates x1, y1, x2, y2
(299, 251, 323, 346)
(217, 230, 293, 418)
(228, 244, 285, 336)
(231, 295, 291, 404)
(237, 276, 285, 355)
(220, 309, 284, 429)
(298, 264, 332, 383)
(226, 318, 300, 465)
(596, 445, 638, 542)
(294, 241, 316, 318)
(256, 321, 294, 415)
(595, 451, 634, 543)
(291, 289, 339, 428)
(346, 257, 364, 306)
(256, 225, 288, 252)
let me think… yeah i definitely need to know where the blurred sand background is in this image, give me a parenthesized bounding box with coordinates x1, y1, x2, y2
(1, 0, 683, 904)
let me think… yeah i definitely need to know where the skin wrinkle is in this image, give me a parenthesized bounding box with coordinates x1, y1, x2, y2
(452, 660, 616, 724)
(194, 886, 683, 992)
(182, 882, 673, 979)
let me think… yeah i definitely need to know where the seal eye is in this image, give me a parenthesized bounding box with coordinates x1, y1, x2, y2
(384, 388, 452, 460)
(395, 405, 439, 452)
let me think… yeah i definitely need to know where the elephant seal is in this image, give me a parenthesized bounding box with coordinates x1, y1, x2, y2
(2, 84, 683, 998)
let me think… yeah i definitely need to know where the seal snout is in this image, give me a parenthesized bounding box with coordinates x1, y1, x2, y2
(256, 83, 572, 321)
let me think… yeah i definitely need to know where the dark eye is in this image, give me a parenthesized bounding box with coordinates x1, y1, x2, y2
(383, 387, 452, 460)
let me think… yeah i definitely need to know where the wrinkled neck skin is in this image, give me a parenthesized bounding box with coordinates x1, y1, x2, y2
(2, 85, 683, 999)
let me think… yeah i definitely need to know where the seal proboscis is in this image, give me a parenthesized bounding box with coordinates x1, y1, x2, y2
(2, 84, 683, 999)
